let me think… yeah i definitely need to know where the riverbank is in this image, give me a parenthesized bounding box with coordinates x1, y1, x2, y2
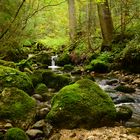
(49, 126, 140, 140)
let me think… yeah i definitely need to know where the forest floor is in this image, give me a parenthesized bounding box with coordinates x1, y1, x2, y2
(50, 126, 140, 140)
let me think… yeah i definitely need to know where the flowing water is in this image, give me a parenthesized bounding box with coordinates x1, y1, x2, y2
(48, 55, 60, 71)
(95, 76, 140, 127)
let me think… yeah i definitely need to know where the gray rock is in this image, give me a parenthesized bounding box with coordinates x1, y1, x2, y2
(32, 94, 43, 101)
(43, 122, 53, 137)
(26, 129, 43, 138)
(38, 108, 50, 119)
(114, 94, 135, 104)
(32, 120, 45, 129)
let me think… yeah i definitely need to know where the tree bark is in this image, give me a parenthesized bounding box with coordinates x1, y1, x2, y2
(97, 0, 114, 51)
(68, 0, 77, 42)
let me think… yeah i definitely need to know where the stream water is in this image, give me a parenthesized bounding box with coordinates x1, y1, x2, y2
(48, 55, 60, 71)
(95, 76, 140, 127)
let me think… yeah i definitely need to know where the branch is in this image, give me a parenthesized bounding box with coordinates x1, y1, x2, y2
(115, 14, 136, 32)
(22, 0, 66, 30)
(0, 0, 25, 40)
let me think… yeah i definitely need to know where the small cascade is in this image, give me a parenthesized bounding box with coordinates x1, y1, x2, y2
(48, 55, 60, 71)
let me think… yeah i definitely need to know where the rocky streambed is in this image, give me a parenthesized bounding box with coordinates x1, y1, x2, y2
(0, 69, 140, 140)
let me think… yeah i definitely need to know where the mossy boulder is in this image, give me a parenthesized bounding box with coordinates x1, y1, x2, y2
(46, 79, 116, 129)
(91, 60, 109, 73)
(116, 106, 132, 123)
(42, 70, 71, 91)
(29, 51, 51, 65)
(0, 87, 36, 128)
(35, 83, 48, 94)
(0, 65, 33, 94)
(30, 69, 46, 87)
(4, 127, 29, 140)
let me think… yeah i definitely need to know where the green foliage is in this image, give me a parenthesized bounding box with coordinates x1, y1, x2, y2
(38, 37, 69, 51)
(117, 39, 140, 73)
(46, 79, 116, 128)
(63, 64, 74, 72)
(85, 52, 112, 73)
(0, 87, 36, 120)
(4, 127, 29, 140)
(0, 60, 17, 68)
(57, 52, 72, 66)
(0, 42, 28, 62)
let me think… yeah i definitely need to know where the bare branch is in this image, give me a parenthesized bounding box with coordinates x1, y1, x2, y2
(22, 0, 66, 30)
(0, 0, 25, 40)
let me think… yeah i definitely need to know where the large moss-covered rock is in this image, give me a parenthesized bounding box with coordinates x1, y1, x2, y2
(4, 127, 29, 140)
(46, 79, 116, 129)
(42, 71, 71, 91)
(29, 51, 51, 65)
(0, 87, 36, 128)
(0, 65, 33, 94)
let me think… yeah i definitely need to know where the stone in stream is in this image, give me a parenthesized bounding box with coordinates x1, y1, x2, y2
(115, 85, 136, 93)
(46, 79, 116, 129)
(26, 129, 43, 138)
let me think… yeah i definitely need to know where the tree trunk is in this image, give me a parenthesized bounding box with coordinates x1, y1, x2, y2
(97, 0, 114, 51)
(68, 0, 77, 42)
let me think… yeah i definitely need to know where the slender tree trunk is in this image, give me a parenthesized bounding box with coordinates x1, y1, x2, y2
(87, 0, 94, 51)
(121, 0, 129, 36)
(97, 0, 114, 51)
(68, 0, 77, 42)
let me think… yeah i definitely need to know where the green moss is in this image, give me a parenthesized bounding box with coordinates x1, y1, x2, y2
(117, 39, 140, 73)
(30, 52, 51, 65)
(30, 69, 47, 87)
(42, 70, 71, 91)
(46, 79, 116, 129)
(116, 106, 132, 122)
(0, 87, 36, 120)
(0, 65, 33, 94)
(4, 127, 29, 140)
(0, 60, 16, 68)
(57, 52, 71, 66)
(63, 64, 74, 72)
(91, 59, 109, 73)
(0, 132, 4, 140)
(35, 83, 48, 94)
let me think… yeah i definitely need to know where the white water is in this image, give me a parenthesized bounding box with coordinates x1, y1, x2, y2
(48, 55, 60, 71)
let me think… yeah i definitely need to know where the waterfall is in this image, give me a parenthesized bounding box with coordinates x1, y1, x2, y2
(51, 55, 58, 66)
(48, 55, 59, 71)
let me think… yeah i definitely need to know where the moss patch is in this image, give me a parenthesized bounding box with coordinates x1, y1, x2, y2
(0, 87, 36, 120)
(35, 83, 48, 94)
(0, 65, 33, 94)
(46, 79, 116, 129)
(42, 70, 71, 91)
(4, 127, 29, 140)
